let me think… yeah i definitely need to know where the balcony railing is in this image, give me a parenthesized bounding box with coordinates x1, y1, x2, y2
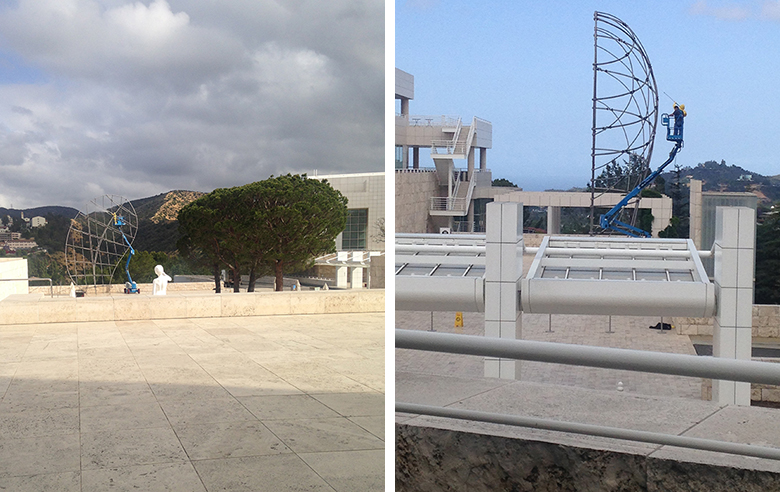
(430, 197, 467, 212)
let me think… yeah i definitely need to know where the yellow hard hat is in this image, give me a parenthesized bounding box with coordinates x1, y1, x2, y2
(679, 104, 685, 111)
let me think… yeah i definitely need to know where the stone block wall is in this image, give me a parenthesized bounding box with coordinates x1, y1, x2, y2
(396, 170, 438, 233)
(678, 305, 780, 404)
(0, 289, 385, 325)
(674, 305, 780, 338)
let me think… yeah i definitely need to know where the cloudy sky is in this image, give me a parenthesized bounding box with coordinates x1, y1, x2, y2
(397, 0, 780, 191)
(0, 0, 384, 209)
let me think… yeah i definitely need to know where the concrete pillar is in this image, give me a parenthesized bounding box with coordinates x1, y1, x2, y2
(480, 148, 487, 170)
(484, 202, 523, 379)
(402, 145, 409, 169)
(650, 199, 672, 238)
(689, 179, 703, 248)
(412, 147, 420, 169)
(712, 206, 755, 406)
(468, 146, 475, 179)
(400, 97, 409, 117)
(547, 206, 561, 235)
(467, 201, 475, 233)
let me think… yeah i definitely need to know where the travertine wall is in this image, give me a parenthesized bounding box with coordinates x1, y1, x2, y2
(674, 305, 780, 338)
(0, 289, 385, 325)
(0, 257, 28, 302)
(396, 171, 438, 233)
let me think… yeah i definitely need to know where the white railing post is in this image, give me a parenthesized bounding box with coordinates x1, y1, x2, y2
(484, 201, 523, 379)
(713, 206, 756, 406)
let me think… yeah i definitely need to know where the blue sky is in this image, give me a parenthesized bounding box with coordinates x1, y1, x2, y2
(396, 0, 780, 190)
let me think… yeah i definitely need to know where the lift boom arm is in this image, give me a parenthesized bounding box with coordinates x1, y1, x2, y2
(599, 140, 682, 237)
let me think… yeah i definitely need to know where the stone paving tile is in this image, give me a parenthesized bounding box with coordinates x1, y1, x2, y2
(192, 454, 334, 492)
(174, 420, 291, 460)
(0, 471, 81, 491)
(81, 462, 206, 492)
(300, 449, 385, 492)
(263, 417, 385, 454)
(0, 312, 384, 490)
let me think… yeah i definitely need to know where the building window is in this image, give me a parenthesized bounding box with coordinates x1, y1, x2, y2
(342, 209, 368, 250)
(396, 146, 404, 169)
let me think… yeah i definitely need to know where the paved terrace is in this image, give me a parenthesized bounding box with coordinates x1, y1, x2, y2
(0, 300, 384, 491)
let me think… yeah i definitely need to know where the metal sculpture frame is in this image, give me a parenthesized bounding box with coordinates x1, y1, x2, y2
(65, 195, 138, 288)
(590, 11, 659, 234)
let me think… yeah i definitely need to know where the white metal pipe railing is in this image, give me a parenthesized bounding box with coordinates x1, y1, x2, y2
(0, 277, 54, 297)
(397, 329, 780, 461)
(396, 233, 486, 241)
(396, 244, 485, 255)
(396, 403, 780, 462)
(396, 330, 780, 385)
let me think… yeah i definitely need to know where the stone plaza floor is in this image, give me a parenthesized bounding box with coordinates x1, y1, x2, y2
(0, 312, 384, 491)
(396, 310, 701, 399)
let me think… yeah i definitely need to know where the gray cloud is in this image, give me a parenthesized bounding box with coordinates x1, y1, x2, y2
(0, 0, 383, 209)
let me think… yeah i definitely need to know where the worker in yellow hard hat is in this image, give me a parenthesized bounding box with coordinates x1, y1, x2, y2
(672, 103, 685, 138)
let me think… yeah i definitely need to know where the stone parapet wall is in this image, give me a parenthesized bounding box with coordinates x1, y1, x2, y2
(0, 289, 384, 325)
(29, 281, 216, 296)
(674, 305, 780, 338)
(397, 424, 780, 491)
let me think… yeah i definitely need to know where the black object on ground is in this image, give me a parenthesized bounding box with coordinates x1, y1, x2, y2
(649, 322, 672, 330)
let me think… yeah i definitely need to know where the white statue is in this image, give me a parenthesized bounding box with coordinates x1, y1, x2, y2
(152, 265, 172, 295)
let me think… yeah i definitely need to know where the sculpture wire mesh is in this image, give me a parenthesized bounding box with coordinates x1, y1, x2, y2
(65, 195, 138, 287)
(590, 11, 659, 233)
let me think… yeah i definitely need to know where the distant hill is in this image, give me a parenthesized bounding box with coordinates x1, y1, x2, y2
(661, 160, 780, 203)
(0, 205, 79, 220)
(130, 191, 205, 251)
(130, 190, 205, 223)
(6, 191, 204, 253)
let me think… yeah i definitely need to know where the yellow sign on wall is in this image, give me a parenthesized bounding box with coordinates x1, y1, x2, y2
(455, 312, 463, 328)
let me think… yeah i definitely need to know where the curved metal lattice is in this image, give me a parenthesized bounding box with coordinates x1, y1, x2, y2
(65, 195, 137, 287)
(589, 11, 659, 233)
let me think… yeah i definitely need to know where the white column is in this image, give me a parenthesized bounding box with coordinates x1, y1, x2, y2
(712, 206, 755, 406)
(484, 201, 523, 379)
(350, 252, 364, 289)
(336, 251, 349, 288)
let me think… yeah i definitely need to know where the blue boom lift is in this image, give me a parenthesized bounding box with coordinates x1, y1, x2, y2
(113, 213, 139, 294)
(599, 108, 684, 237)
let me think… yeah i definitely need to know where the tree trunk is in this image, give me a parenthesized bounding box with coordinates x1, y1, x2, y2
(275, 261, 284, 291)
(247, 265, 256, 293)
(232, 266, 241, 292)
(212, 263, 221, 294)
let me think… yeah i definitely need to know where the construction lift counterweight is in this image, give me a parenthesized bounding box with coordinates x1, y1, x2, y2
(599, 106, 684, 237)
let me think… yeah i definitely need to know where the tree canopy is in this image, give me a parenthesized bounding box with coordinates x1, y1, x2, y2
(177, 174, 348, 292)
(756, 207, 780, 304)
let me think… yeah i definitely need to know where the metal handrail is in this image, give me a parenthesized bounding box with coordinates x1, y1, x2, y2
(0, 277, 54, 297)
(430, 197, 467, 212)
(396, 330, 780, 384)
(396, 329, 780, 461)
